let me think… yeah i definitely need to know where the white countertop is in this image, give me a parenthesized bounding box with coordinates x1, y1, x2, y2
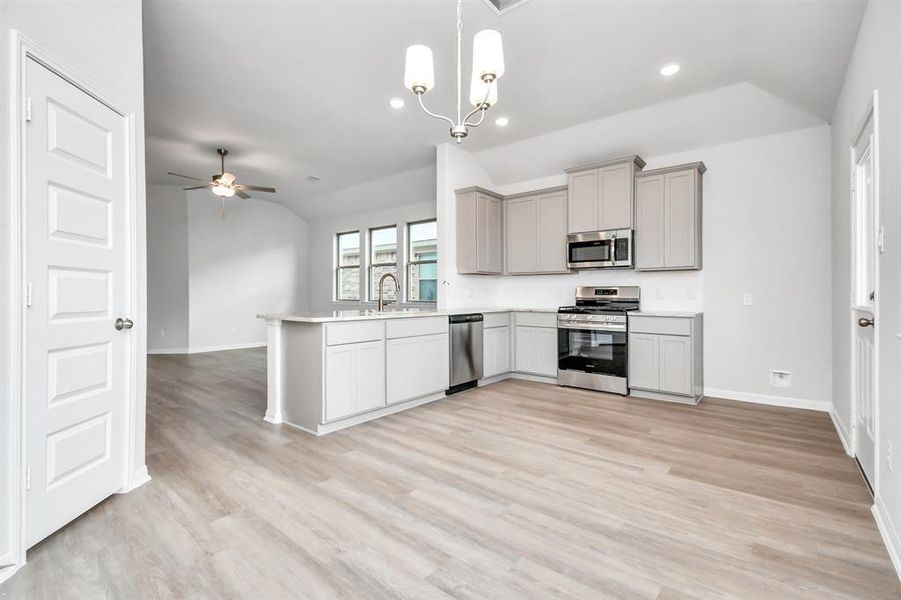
(630, 310, 702, 318)
(259, 307, 557, 323)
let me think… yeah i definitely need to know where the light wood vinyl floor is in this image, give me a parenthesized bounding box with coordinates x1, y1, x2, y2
(2, 348, 899, 599)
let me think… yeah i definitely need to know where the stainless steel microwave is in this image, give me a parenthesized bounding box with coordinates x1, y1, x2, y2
(566, 229, 633, 269)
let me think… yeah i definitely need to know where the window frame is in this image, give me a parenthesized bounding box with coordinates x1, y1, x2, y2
(367, 224, 399, 302)
(406, 219, 438, 304)
(334, 230, 361, 302)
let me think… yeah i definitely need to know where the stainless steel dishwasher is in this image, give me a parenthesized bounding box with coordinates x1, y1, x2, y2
(447, 313, 484, 394)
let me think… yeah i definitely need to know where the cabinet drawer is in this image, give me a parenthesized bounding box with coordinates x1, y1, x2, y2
(629, 316, 691, 336)
(386, 316, 448, 339)
(484, 312, 511, 328)
(325, 321, 385, 346)
(514, 312, 557, 328)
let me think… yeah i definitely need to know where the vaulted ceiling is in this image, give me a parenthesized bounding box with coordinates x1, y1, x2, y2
(142, 0, 865, 219)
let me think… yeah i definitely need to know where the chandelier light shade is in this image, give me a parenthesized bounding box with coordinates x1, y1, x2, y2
(404, 44, 435, 93)
(472, 29, 505, 80)
(403, 0, 505, 142)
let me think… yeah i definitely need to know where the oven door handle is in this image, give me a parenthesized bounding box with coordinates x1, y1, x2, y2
(557, 322, 626, 332)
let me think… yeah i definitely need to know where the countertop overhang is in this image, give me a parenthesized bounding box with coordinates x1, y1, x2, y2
(258, 307, 558, 324)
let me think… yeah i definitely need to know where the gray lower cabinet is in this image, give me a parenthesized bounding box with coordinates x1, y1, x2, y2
(324, 340, 386, 421)
(513, 313, 558, 377)
(483, 325, 511, 378)
(505, 187, 569, 274)
(456, 187, 503, 274)
(628, 314, 703, 404)
(566, 155, 645, 234)
(634, 162, 705, 271)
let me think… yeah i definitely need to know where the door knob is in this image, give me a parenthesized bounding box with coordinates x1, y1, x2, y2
(115, 318, 134, 331)
(858, 317, 874, 328)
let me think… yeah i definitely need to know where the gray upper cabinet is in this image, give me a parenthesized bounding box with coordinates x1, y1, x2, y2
(504, 187, 568, 275)
(456, 187, 503, 274)
(634, 162, 705, 271)
(565, 155, 645, 234)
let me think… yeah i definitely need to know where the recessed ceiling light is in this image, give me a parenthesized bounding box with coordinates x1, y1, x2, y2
(389, 97, 405, 109)
(495, 116, 509, 127)
(659, 63, 680, 77)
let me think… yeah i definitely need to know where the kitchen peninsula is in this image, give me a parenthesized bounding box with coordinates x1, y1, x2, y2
(259, 308, 559, 435)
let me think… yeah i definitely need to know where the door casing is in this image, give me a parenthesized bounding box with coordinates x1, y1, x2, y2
(1, 31, 148, 582)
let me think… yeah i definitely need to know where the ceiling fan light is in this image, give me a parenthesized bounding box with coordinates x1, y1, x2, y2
(218, 172, 237, 185)
(472, 29, 504, 80)
(404, 44, 435, 93)
(469, 71, 498, 108)
(211, 185, 235, 198)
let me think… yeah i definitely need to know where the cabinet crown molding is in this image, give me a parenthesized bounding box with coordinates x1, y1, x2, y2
(454, 186, 504, 199)
(503, 185, 568, 201)
(564, 155, 646, 174)
(635, 161, 707, 178)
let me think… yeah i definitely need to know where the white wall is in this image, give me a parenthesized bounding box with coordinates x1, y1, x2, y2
(307, 200, 436, 312)
(0, 0, 147, 578)
(146, 187, 310, 353)
(830, 0, 901, 576)
(437, 124, 833, 408)
(147, 185, 189, 351)
(187, 192, 309, 351)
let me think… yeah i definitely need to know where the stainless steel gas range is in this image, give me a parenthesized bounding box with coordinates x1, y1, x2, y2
(557, 286, 640, 395)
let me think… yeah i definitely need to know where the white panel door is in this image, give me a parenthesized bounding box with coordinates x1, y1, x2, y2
(851, 112, 877, 488)
(25, 59, 129, 548)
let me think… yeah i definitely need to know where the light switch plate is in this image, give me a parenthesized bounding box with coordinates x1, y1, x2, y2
(743, 293, 753, 306)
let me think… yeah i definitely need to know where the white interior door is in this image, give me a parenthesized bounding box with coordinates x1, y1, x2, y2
(25, 58, 130, 548)
(851, 110, 877, 489)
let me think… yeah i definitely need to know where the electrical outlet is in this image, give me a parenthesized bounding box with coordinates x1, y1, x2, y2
(888, 440, 894, 472)
(770, 369, 792, 389)
(742, 293, 753, 306)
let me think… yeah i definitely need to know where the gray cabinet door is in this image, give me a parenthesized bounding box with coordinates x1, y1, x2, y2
(567, 169, 598, 233)
(634, 174, 665, 270)
(628, 333, 659, 390)
(533, 327, 559, 377)
(505, 196, 538, 274)
(536, 191, 568, 272)
(483, 326, 511, 378)
(598, 163, 632, 230)
(664, 171, 696, 269)
(514, 326, 534, 373)
(475, 193, 502, 273)
(658, 334, 692, 395)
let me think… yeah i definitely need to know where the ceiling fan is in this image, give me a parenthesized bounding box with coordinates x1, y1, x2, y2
(167, 148, 277, 199)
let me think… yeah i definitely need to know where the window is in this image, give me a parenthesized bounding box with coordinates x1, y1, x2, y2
(407, 220, 438, 302)
(369, 225, 398, 301)
(335, 231, 360, 301)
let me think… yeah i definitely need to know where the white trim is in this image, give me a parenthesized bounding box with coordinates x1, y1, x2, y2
(148, 342, 266, 355)
(703, 388, 830, 412)
(118, 465, 151, 494)
(829, 407, 853, 456)
(3, 31, 145, 575)
(873, 495, 901, 582)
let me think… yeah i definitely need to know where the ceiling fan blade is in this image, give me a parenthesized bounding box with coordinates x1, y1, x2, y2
(237, 184, 277, 193)
(183, 185, 211, 191)
(168, 171, 209, 183)
(235, 190, 251, 199)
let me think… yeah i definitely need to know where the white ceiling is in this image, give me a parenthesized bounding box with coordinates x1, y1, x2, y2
(142, 0, 865, 219)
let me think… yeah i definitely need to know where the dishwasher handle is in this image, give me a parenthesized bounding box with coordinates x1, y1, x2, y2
(449, 313, 484, 324)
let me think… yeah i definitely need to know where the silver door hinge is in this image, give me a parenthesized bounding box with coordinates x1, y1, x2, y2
(25, 466, 32, 491)
(25, 97, 32, 122)
(26, 282, 33, 307)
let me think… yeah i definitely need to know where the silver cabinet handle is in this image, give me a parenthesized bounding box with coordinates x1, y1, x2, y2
(115, 318, 134, 331)
(858, 317, 874, 328)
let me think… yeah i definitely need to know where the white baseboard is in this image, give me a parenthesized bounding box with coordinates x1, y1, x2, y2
(873, 496, 901, 582)
(148, 342, 265, 355)
(829, 408, 853, 456)
(0, 561, 25, 585)
(703, 387, 830, 412)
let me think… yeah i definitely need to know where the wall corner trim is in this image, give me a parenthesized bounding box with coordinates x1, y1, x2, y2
(873, 496, 901, 583)
(703, 388, 830, 412)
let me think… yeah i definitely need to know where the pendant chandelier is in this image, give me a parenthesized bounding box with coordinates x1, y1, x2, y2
(403, 0, 505, 143)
